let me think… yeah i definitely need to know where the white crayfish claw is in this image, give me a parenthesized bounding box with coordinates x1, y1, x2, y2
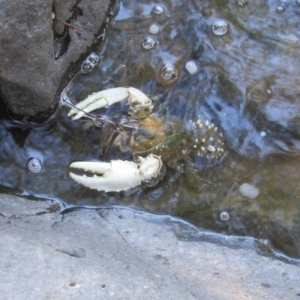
(69, 154, 162, 192)
(68, 87, 153, 120)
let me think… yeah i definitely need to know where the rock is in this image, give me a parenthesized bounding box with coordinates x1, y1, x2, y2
(0, 193, 299, 299)
(0, 0, 111, 121)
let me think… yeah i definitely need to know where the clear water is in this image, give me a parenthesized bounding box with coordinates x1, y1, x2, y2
(1, 0, 300, 259)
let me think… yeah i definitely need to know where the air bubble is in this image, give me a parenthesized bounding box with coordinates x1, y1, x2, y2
(160, 63, 178, 82)
(276, 6, 284, 13)
(27, 157, 43, 174)
(81, 52, 99, 74)
(220, 211, 230, 221)
(142, 37, 155, 50)
(235, 0, 248, 6)
(276, 1, 288, 13)
(185, 61, 198, 75)
(212, 20, 228, 36)
(153, 5, 164, 15)
(149, 24, 160, 34)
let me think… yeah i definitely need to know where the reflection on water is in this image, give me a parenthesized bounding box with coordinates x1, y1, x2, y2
(1, 0, 300, 259)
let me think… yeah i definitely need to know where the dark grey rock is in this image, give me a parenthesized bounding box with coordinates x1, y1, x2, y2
(0, 193, 299, 299)
(0, 0, 110, 118)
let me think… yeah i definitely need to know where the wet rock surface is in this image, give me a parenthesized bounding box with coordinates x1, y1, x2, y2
(0, 0, 110, 119)
(0, 194, 299, 299)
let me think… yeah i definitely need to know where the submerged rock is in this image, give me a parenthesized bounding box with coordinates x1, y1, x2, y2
(239, 183, 260, 199)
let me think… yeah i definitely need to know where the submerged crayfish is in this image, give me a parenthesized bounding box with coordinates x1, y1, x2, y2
(63, 86, 225, 192)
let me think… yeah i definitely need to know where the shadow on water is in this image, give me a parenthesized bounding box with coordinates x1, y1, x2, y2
(1, 0, 300, 261)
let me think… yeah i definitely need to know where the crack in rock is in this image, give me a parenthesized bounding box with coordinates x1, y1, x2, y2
(97, 209, 128, 244)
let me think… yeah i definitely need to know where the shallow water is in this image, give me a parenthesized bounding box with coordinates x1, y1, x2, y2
(1, 0, 300, 259)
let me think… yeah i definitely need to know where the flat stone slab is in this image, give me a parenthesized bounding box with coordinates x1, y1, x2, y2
(0, 194, 299, 299)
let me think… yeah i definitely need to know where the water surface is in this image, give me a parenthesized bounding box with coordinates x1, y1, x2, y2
(1, 0, 300, 259)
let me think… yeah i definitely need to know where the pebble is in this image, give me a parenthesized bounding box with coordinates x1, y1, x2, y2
(149, 24, 159, 34)
(239, 183, 260, 199)
(185, 61, 198, 75)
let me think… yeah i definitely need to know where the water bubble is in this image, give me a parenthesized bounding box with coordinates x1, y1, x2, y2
(220, 211, 230, 221)
(185, 61, 198, 75)
(212, 20, 228, 36)
(153, 5, 164, 15)
(81, 52, 99, 74)
(276, 1, 288, 13)
(149, 24, 160, 34)
(235, 0, 248, 7)
(27, 157, 43, 174)
(142, 37, 155, 50)
(160, 63, 179, 82)
(276, 5, 284, 13)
